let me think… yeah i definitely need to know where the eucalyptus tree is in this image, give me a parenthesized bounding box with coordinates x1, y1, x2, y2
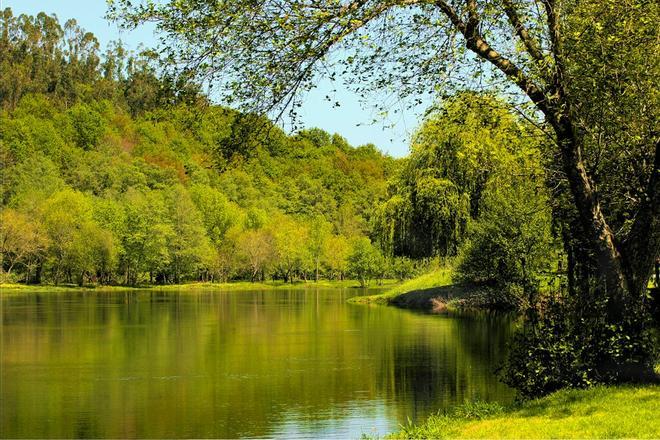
(110, 0, 659, 383)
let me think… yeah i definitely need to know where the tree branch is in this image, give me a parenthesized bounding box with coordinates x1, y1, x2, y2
(433, 0, 549, 115)
(502, 0, 545, 62)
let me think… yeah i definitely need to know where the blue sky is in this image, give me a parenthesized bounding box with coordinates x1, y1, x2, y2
(5, 0, 428, 157)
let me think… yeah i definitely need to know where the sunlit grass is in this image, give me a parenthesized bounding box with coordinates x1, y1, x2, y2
(349, 268, 453, 304)
(385, 385, 660, 439)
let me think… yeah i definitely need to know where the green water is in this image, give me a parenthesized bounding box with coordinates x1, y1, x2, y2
(1, 289, 515, 438)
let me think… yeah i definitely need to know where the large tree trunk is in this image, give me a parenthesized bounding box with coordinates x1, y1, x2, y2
(554, 120, 658, 308)
(551, 116, 657, 380)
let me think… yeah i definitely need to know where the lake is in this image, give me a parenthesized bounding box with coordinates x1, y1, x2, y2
(1, 288, 515, 438)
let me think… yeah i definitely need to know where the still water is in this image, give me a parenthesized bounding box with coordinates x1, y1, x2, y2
(1, 288, 515, 438)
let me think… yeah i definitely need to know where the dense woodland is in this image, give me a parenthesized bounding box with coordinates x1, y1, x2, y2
(0, 10, 403, 286)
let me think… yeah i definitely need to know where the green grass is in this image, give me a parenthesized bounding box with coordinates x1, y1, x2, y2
(0, 279, 399, 295)
(349, 268, 453, 304)
(386, 385, 660, 439)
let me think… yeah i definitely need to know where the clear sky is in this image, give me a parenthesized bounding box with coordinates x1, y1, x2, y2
(5, 0, 428, 157)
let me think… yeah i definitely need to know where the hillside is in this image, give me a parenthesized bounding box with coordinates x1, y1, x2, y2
(0, 9, 397, 286)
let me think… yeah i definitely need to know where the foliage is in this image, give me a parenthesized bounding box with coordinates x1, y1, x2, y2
(456, 174, 557, 307)
(347, 238, 384, 288)
(0, 9, 396, 286)
(374, 93, 531, 259)
(0, 209, 48, 281)
(110, 0, 660, 390)
(502, 296, 657, 398)
(387, 385, 660, 439)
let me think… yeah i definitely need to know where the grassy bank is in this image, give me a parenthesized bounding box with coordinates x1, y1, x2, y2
(0, 279, 398, 295)
(348, 268, 457, 308)
(385, 385, 660, 439)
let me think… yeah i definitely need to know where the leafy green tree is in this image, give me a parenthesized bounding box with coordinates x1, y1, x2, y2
(165, 185, 212, 283)
(121, 188, 172, 285)
(189, 184, 239, 245)
(375, 93, 532, 258)
(347, 238, 383, 288)
(390, 257, 416, 282)
(0, 209, 49, 281)
(456, 174, 556, 308)
(67, 103, 105, 150)
(272, 215, 308, 283)
(40, 189, 117, 285)
(323, 234, 351, 281)
(237, 228, 275, 282)
(307, 215, 332, 282)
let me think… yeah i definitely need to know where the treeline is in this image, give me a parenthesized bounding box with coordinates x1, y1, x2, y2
(0, 9, 415, 287)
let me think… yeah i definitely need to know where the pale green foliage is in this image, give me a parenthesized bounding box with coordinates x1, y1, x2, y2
(40, 189, 115, 285)
(0, 208, 48, 280)
(272, 215, 309, 282)
(67, 103, 105, 150)
(375, 93, 537, 259)
(347, 237, 384, 287)
(323, 234, 351, 280)
(307, 215, 332, 281)
(0, 8, 396, 287)
(166, 185, 212, 283)
(237, 229, 275, 282)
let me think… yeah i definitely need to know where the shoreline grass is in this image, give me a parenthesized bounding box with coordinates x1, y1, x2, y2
(385, 385, 660, 439)
(348, 268, 454, 305)
(0, 279, 399, 295)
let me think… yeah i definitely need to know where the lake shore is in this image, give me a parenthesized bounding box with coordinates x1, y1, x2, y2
(0, 279, 399, 294)
(348, 268, 498, 313)
(385, 384, 660, 439)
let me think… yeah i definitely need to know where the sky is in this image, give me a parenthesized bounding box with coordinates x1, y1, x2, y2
(5, 0, 429, 157)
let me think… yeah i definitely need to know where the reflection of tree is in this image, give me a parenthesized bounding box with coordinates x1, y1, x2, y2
(1, 291, 514, 438)
(355, 308, 516, 423)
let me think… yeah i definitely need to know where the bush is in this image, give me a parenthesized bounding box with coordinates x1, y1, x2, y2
(68, 104, 105, 149)
(500, 295, 658, 399)
(456, 175, 556, 309)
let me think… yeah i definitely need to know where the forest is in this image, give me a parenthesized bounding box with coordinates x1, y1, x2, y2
(0, 9, 403, 287)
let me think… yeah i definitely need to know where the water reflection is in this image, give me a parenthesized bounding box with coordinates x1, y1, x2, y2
(1, 289, 515, 438)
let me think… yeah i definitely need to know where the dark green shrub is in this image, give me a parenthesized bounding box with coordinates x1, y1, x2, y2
(501, 294, 658, 399)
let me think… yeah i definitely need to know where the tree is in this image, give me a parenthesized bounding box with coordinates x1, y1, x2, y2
(347, 238, 383, 288)
(121, 188, 172, 285)
(111, 0, 659, 383)
(323, 234, 351, 280)
(40, 189, 117, 286)
(307, 215, 332, 281)
(0, 209, 48, 280)
(272, 215, 308, 283)
(165, 186, 212, 283)
(237, 228, 275, 282)
(456, 173, 556, 308)
(67, 103, 105, 150)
